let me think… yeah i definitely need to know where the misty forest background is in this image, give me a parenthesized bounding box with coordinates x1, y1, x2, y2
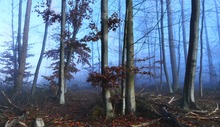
(0, 0, 219, 119)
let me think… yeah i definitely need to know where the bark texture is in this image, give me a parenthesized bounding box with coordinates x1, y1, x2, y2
(101, 0, 115, 119)
(125, 0, 136, 114)
(166, 0, 179, 91)
(183, 0, 200, 110)
(14, 0, 32, 98)
(59, 0, 66, 105)
(161, 0, 173, 93)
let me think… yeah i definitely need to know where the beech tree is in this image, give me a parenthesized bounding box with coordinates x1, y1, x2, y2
(14, 0, 32, 98)
(31, 0, 52, 96)
(180, 0, 188, 63)
(43, 0, 93, 91)
(183, 0, 200, 110)
(161, 0, 173, 93)
(125, 0, 136, 114)
(58, 0, 66, 105)
(101, 0, 115, 119)
(166, 0, 179, 91)
(199, 0, 205, 97)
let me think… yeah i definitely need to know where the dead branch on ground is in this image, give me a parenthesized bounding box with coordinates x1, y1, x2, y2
(131, 118, 161, 127)
(208, 103, 219, 116)
(168, 97, 175, 104)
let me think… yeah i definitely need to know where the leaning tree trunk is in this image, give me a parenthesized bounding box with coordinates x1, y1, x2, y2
(101, 0, 115, 119)
(161, 0, 173, 93)
(183, 0, 200, 111)
(31, 0, 52, 96)
(166, 0, 179, 91)
(14, 0, 32, 98)
(125, 0, 136, 114)
(59, 0, 66, 105)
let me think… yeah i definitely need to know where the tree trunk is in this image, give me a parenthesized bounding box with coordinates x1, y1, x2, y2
(101, 0, 115, 119)
(181, 0, 188, 64)
(13, 0, 32, 98)
(31, 0, 52, 96)
(183, 0, 200, 110)
(125, 0, 136, 114)
(14, 0, 22, 87)
(160, 0, 173, 93)
(118, 0, 122, 66)
(120, 9, 127, 116)
(204, 18, 217, 90)
(177, 20, 181, 78)
(199, 0, 205, 97)
(17, 0, 22, 64)
(59, 0, 66, 105)
(156, 0, 162, 92)
(166, 0, 179, 91)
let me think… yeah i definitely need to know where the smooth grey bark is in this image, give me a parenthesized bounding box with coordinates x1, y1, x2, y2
(199, 0, 204, 97)
(14, 0, 22, 85)
(17, 0, 22, 63)
(101, 0, 115, 119)
(156, 0, 162, 91)
(120, 4, 128, 115)
(59, 0, 66, 105)
(125, 0, 136, 114)
(166, 0, 179, 91)
(180, 0, 188, 64)
(13, 0, 32, 98)
(118, 0, 122, 65)
(183, 0, 200, 110)
(161, 0, 173, 93)
(31, 0, 52, 96)
(177, 20, 181, 78)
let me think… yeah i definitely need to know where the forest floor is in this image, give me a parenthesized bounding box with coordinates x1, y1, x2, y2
(0, 85, 219, 127)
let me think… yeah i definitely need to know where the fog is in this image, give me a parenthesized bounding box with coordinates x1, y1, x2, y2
(0, 0, 219, 90)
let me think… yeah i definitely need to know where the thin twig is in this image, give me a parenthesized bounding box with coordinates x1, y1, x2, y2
(168, 97, 175, 104)
(1, 91, 22, 110)
(208, 103, 219, 116)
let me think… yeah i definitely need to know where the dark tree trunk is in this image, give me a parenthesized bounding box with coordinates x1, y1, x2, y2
(59, 0, 66, 105)
(31, 0, 52, 96)
(183, 0, 200, 111)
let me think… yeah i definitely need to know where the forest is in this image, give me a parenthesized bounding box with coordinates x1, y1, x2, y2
(0, 0, 219, 126)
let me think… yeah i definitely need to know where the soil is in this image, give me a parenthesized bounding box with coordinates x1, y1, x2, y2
(0, 86, 219, 127)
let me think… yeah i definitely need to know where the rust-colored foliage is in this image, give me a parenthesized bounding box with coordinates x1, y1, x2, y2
(108, 12, 120, 31)
(87, 66, 125, 88)
(35, 0, 121, 87)
(87, 66, 152, 88)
